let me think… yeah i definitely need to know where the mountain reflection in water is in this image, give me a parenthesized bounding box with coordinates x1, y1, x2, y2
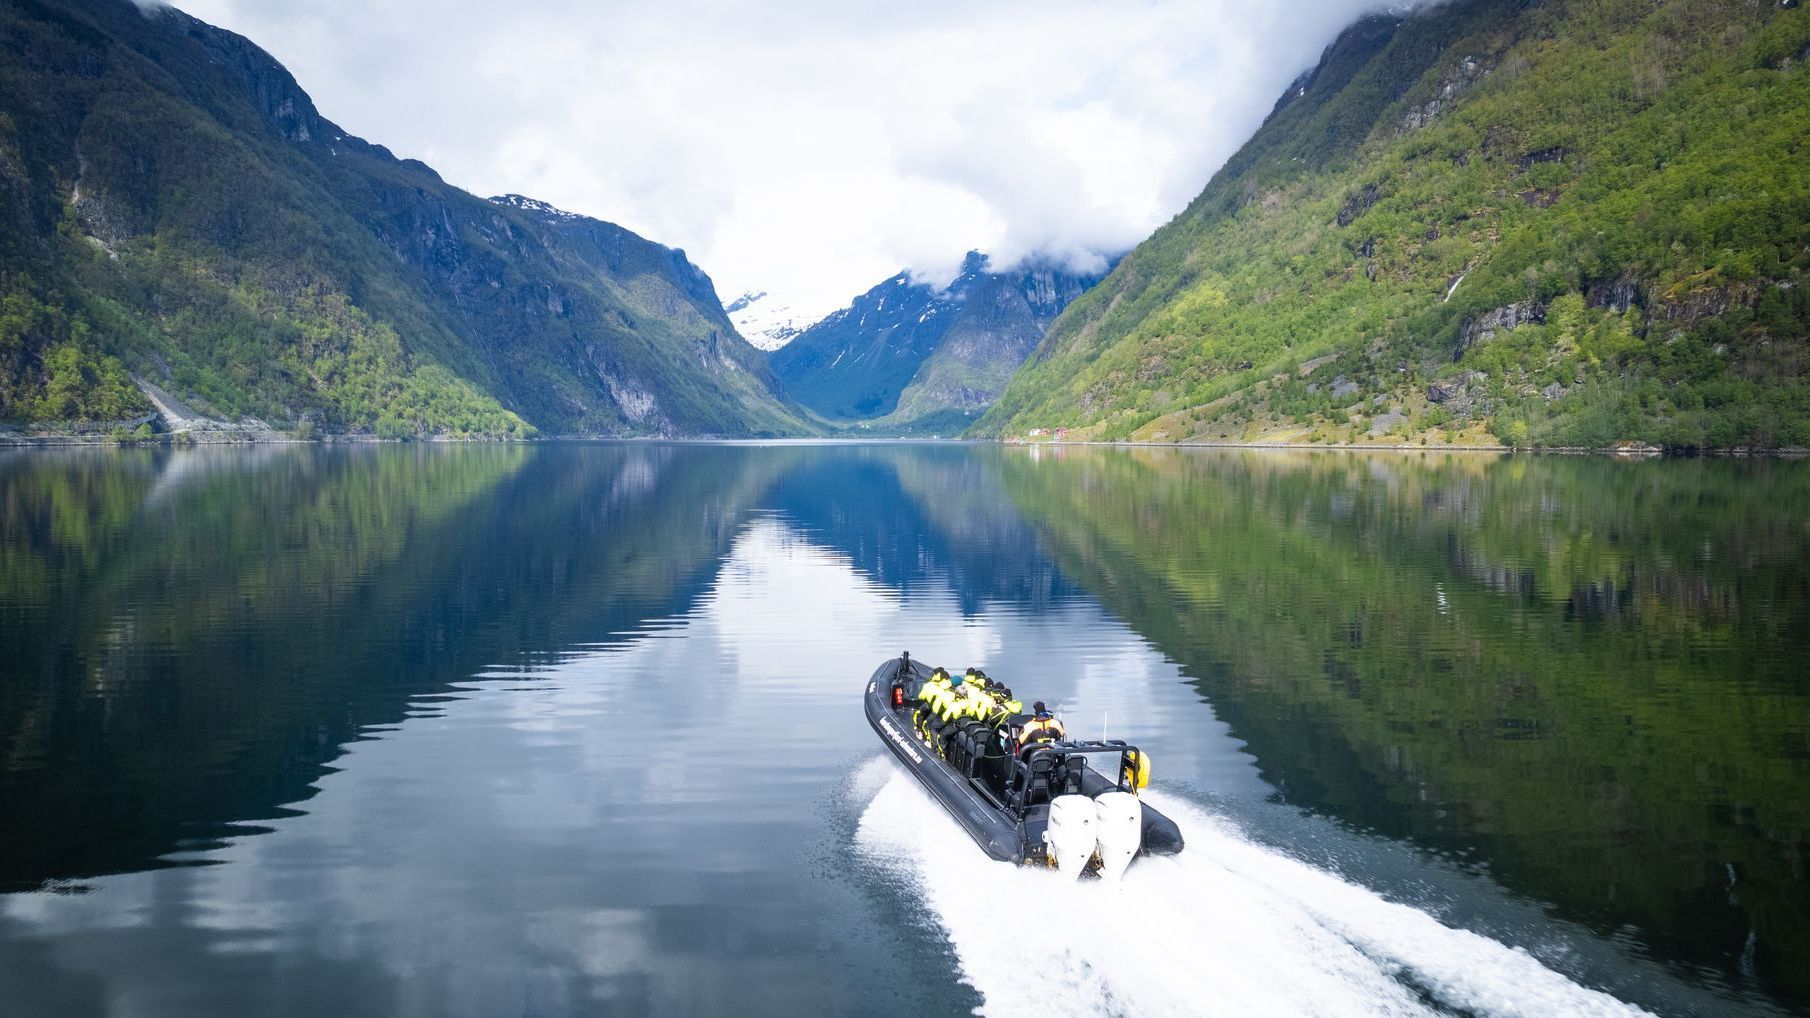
(0, 443, 1805, 1016)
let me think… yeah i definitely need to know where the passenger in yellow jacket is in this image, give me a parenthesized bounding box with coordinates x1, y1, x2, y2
(987, 687, 1023, 725)
(943, 676, 983, 722)
(929, 669, 963, 720)
(970, 672, 1021, 725)
(956, 669, 993, 721)
(917, 668, 952, 728)
(963, 686, 993, 721)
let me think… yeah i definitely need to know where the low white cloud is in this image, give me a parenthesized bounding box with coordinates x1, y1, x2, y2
(175, 0, 1409, 318)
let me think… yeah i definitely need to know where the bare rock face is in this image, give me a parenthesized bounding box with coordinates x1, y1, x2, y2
(160, 6, 327, 145)
(1427, 378, 1465, 403)
(1427, 371, 1491, 416)
(1336, 184, 1382, 228)
(1658, 284, 1758, 331)
(1459, 302, 1546, 355)
(1516, 147, 1571, 171)
(1400, 55, 1487, 132)
(1367, 405, 1407, 436)
(1587, 278, 1644, 314)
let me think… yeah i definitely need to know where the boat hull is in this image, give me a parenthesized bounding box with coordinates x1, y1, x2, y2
(863, 657, 1184, 866)
(865, 659, 1025, 862)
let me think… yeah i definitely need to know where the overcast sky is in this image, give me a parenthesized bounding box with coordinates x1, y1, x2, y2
(175, 0, 1405, 318)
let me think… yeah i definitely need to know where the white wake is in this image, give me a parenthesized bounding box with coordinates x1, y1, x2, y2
(852, 761, 1646, 1018)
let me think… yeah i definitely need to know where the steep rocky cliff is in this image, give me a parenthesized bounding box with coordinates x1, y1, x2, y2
(0, 0, 804, 437)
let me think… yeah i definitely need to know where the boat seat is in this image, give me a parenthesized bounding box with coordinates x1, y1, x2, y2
(1055, 757, 1088, 795)
(1022, 752, 1059, 806)
(961, 725, 990, 758)
(1027, 774, 1051, 806)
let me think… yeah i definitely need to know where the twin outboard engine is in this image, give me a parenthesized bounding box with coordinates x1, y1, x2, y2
(1092, 791, 1142, 882)
(1043, 792, 1144, 881)
(1044, 795, 1097, 880)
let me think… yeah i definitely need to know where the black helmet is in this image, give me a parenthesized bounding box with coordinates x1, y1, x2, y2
(1032, 700, 1048, 716)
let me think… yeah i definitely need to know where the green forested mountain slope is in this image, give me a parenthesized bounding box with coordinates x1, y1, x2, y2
(976, 0, 1810, 449)
(0, 0, 805, 437)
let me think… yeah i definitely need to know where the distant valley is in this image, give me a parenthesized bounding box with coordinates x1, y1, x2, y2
(765, 254, 1102, 435)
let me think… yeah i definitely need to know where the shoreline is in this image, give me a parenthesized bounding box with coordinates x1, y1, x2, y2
(1007, 438, 1810, 458)
(3, 430, 1806, 458)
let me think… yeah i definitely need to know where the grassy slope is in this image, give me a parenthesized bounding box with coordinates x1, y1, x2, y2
(975, 0, 1810, 449)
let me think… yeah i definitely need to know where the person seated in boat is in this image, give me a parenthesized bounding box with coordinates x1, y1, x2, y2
(941, 671, 985, 722)
(970, 670, 999, 702)
(927, 669, 960, 721)
(919, 667, 952, 708)
(973, 684, 1004, 723)
(961, 670, 1000, 712)
(956, 669, 991, 719)
(1019, 702, 1066, 744)
(982, 683, 1022, 726)
(915, 667, 953, 734)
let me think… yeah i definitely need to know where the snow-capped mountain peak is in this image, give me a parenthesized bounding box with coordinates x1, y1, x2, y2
(725, 290, 828, 351)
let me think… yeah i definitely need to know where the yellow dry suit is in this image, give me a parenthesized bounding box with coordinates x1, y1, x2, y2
(993, 686, 1023, 720)
(943, 684, 982, 722)
(920, 671, 951, 710)
(969, 689, 996, 721)
(915, 671, 952, 737)
(976, 688, 1020, 725)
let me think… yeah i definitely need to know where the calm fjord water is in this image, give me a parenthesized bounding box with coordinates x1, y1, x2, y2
(1, 443, 1806, 1017)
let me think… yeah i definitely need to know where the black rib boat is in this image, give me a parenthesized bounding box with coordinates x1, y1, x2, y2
(864, 652, 1184, 879)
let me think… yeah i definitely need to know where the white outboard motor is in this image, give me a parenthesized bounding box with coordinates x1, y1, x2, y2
(1044, 794, 1097, 880)
(1092, 791, 1143, 883)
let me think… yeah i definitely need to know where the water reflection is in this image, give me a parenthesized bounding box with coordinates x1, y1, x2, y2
(0, 490, 1225, 1017)
(993, 447, 1810, 1003)
(0, 444, 781, 889)
(0, 444, 1806, 1015)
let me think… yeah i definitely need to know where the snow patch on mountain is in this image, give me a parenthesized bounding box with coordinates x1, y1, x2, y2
(725, 290, 832, 351)
(487, 194, 583, 221)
